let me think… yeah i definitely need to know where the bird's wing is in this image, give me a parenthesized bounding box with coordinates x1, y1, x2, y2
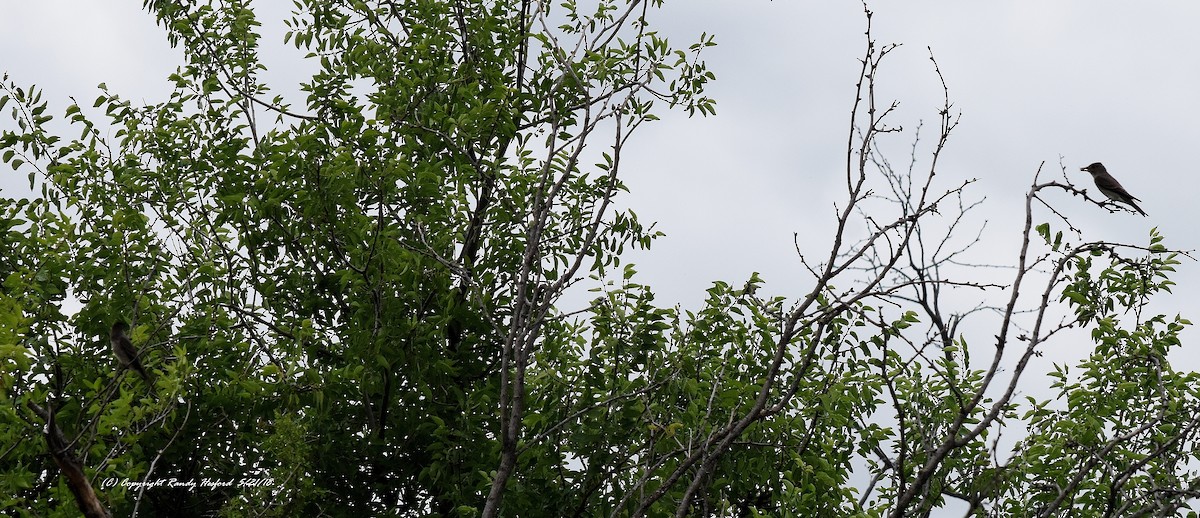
(115, 336, 137, 360)
(1094, 174, 1135, 198)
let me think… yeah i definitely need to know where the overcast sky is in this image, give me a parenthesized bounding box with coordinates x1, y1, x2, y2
(4, 1, 1194, 304)
(3, 1, 1200, 511)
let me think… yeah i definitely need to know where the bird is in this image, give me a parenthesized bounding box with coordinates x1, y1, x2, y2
(110, 321, 152, 383)
(1079, 162, 1147, 216)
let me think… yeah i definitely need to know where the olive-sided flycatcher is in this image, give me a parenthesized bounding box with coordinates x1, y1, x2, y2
(1080, 162, 1147, 216)
(110, 321, 152, 383)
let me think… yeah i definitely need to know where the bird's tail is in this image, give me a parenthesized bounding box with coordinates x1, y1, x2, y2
(1129, 200, 1148, 216)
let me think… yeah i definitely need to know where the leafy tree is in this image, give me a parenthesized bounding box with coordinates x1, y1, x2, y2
(2, 2, 1199, 518)
(2, 0, 713, 515)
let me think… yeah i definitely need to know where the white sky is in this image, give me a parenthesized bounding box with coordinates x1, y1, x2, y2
(4, 1, 1200, 513)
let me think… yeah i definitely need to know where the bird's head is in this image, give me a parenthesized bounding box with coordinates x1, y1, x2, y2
(1081, 162, 1106, 175)
(111, 320, 130, 337)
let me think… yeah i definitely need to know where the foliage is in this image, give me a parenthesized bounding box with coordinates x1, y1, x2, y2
(2, 2, 1199, 518)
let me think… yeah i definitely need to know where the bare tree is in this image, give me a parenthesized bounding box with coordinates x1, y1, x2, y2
(608, 5, 1195, 516)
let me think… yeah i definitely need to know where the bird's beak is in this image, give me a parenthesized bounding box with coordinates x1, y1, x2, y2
(1079, 166, 1087, 172)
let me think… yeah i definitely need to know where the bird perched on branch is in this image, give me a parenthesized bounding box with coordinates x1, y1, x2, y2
(110, 321, 152, 383)
(1079, 162, 1147, 216)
